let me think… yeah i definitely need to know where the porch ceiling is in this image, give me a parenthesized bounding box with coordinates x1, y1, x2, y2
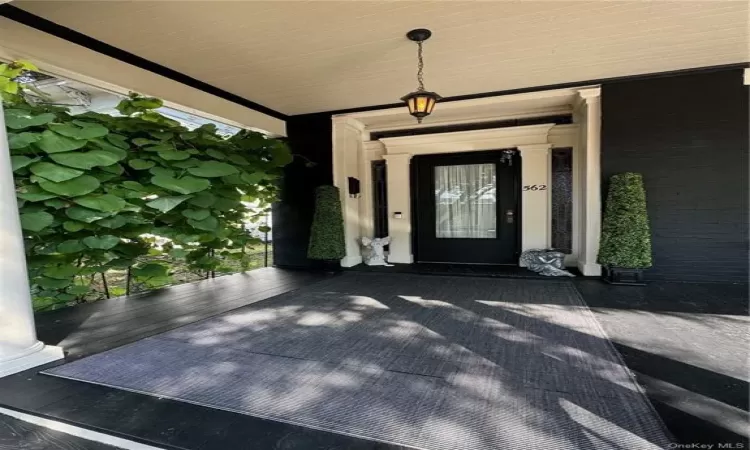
(13, 1, 749, 116)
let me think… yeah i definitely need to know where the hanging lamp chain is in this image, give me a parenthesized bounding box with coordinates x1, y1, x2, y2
(416, 40, 425, 92)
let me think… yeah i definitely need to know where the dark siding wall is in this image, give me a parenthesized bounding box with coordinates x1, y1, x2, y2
(272, 113, 333, 268)
(273, 68, 749, 280)
(601, 69, 748, 282)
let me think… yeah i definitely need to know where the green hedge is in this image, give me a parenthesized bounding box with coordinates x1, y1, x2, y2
(308, 185, 345, 261)
(2, 60, 292, 309)
(598, 172, 653, 268)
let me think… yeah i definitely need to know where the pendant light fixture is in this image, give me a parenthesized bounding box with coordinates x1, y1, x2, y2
(401, 28, 441, 123)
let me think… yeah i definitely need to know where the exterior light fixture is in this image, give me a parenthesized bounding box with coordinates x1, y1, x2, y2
(401, 28, 441, 123)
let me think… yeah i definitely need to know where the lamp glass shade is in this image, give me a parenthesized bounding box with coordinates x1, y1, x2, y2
(400, 90, 441, 122)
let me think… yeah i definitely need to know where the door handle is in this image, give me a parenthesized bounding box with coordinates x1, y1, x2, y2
(505, 210, 515, 224)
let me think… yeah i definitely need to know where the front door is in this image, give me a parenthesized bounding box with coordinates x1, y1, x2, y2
(412, 150, 520, 264)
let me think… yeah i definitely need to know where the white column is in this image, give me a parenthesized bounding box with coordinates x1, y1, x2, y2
(517, 144, 552, 258)
(577, 87, 602, 276)
(332, 117, 366, 267)
(0, 102, 63, 378)
(383, 153, 413, 264)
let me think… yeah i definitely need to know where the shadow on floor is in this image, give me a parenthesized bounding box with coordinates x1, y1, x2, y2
(575, 278, 749, 447)
(8, 271, 747, 450)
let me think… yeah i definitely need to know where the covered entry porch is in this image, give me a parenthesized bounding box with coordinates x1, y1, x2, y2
(1, 268, 745, 449)
(0, 1, 747, 449)
(1, 269, 682, 449)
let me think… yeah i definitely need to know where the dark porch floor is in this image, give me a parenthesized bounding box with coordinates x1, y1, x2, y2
(0, 268, 747, 450)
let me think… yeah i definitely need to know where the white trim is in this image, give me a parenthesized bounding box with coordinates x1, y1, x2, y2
(517, 144, 553, 254)
(340, 255, 363, 268)
(380, 124, 554, 147)
(334, 86, 596, 133)
(0, 344, 64, 379)
(332, 118, 366, 266)
(336, 87, 588, 121)
(0, 407, 165, 450)
(380, 124, 555, 156)
(744, 68, 750, 85)
(0, 102, 65, 378)
(578, 262, 603, 277)
(365, 107, 573, 133)
(382, 153, 413, 264)
(332, 116, 367, 131)
(378, 127, 556, 264)
(577, 86, 602, 99)
(332, 86, 601, 269)
(577, 87, 603, 276)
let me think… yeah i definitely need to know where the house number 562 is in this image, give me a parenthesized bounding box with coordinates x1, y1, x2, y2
(523, 185, 547, 191)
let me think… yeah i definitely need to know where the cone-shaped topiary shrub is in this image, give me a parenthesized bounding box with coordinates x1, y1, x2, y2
(598, 173, 653, 268)
(308, 185, 346, 261)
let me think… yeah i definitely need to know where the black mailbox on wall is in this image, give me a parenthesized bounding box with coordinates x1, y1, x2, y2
(347, 177, 361, 198)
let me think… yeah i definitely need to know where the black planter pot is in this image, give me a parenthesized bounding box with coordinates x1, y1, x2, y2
(311, 259, 342, 273)
(602, 266, 646, 286)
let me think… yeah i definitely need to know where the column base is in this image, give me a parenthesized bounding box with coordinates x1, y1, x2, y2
(577, 262, 602, 277)
(340, 255, 363, 267)
(0, 342, 64, 378)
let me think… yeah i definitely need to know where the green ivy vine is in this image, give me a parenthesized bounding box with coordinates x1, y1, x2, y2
(2, 60, 292, 308)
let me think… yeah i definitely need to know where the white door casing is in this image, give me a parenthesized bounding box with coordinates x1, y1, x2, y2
(378, 125, 555, 264)
(331, 87, 602, 275)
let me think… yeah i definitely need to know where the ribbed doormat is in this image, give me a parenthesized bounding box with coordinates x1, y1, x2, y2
(45, 273, 672, 450)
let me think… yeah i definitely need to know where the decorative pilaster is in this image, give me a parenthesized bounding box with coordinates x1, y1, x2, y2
(382, 153, 413, 264)
(517, 144, 552, 255)
(332, 116, 366, 267)
(0, 102, 63, 378)
(577, 87, 602, 276)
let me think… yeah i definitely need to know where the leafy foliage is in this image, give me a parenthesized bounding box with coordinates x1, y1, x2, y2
(307, 186, 346, 261)
(3, 61, 292, 308)
(598, 173, 653, 268)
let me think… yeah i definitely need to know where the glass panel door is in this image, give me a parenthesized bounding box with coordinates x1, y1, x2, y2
(434, 163, 497, 238)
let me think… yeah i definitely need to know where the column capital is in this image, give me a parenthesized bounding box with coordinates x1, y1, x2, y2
(383, 153, 412, 163)
(517, 143, 552, 153)
(363, 140, 386, 153)
(332, 115, 366, 132)
(577, 87, 601, 103)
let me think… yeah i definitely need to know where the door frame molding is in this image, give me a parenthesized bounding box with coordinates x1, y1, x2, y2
(379, 125, 555, 265)
(331, 86, 602, 275)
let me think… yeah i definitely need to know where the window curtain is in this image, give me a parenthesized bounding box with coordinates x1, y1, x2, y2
(434, 164, 496, 238)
